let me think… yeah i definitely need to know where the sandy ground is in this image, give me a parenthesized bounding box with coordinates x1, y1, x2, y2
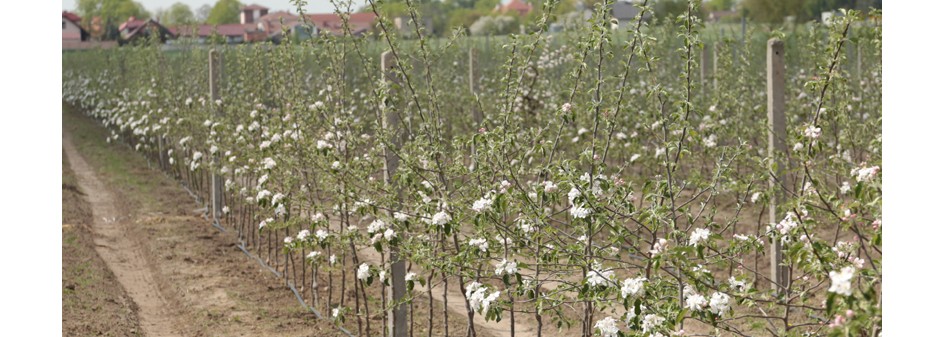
(62, 105, 345, 336)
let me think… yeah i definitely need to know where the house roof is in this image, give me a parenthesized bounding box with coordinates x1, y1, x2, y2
(306, 12, 377, 35)
(242, 4, 269, 11)
(62, 11, 82, 25)
(215, 23, 253, 37)
(498, 0, 533, 14)
(171, 23, 254, 38)
(121, 18, 175, 41)
(257, 11, 301, 35)
(118, 17, 149, 32)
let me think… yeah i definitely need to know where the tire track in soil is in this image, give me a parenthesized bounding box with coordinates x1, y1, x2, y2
(63, 131, 183, 337)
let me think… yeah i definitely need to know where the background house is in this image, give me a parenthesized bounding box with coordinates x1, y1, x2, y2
(496, 0, 534, 17)
(240, 4, 269, 24)
(62, 11, 89, 42)
(118, 17, 175, 45)
(307, 12, 377, 36)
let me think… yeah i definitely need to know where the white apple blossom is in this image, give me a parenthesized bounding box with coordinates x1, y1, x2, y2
(465, 282, 501, 314)
(689, 228, 710, 246)
(684, 290, 707, 311)
(804, 124, 822, 139)
(367, 219, 387, 234)
(642, 314, 665, 333)
(728, 277, 748, 291)
(468, 238, 489, 252)
(567, 187, 581, 205)
(709, 292, 730, 314)
(561, 102, 572, 112)
(432, 211, 451, 226)
(853, 165, 880, 182)
(494, 259, 518, 276)
(383, 228, 397, 241)
(828, 266, 855, 296)
(621, 277, 646, 299)
(594, 316, 619, 337)
(840, 181, 852, 195)
(570, 204, 592, 219)
(394, 212, 409, 221)
(586, 261, 614, 287)
(650, 238, 668, 255)
(357, 263, 371, 280)
(472, 194, 494, 213)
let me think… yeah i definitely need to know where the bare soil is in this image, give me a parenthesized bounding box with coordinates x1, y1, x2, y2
(63, 105, 344, 336)
(62, 150, 141, 337)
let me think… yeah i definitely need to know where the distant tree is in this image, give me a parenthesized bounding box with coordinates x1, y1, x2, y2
(162, 2, 195, 25)
(705, 0, 736, 11)
(195, 4, 212, 23)
(447, 7, 483, 31)
(469, 15, 518, 36)
(207, 0, 242, 25)
(76, 0, 150, 40)
(741, 0, 804, 23)
(473, 0, 501, 12)
(652, 0, 704, 23)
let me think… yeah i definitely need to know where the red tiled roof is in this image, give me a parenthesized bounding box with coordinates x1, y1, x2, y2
(171, 23, 254, 38)
(119, 18, 147, 32)
(63, 11, 81, 24)
(242, 4, 269, 11)
(306, 12, 377, 35)
(257, 11, 301, 35)
(121, 19, 175, 41)
(216, 23, 252, 36)
(499, 0, 533, 14)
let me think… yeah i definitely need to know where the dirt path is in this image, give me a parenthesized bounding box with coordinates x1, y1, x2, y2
(62, 131, 183, 337)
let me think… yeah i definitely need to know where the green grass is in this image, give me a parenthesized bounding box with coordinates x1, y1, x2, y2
(63, 102, 164, 210)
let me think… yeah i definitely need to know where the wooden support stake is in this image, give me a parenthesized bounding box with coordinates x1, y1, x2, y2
(209, 49, 224, 222)
(766, 38, 788, 294)
(469, 47, 482, 172)
(712, 43, 719, 91)
(701, 42, 711, 97)
(381, 51, 408, 337)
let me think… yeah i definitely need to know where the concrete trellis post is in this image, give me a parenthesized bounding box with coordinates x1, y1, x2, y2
(469, 47, 482, 172)
(209, 49, 224, 222)
(469, 47, 481, 123)
(701, 42, 711, 96)
(381, 51, 408, 337)
(713, 43, 719, 91)
(766, 38, 789, 293)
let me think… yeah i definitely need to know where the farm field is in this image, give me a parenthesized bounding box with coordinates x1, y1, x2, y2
(61, 3, 881, 337)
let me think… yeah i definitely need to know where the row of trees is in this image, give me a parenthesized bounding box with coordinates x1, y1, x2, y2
(74, 0, 245, 40)
(72, 0, 881, 41)
(362, 0, 881, 38)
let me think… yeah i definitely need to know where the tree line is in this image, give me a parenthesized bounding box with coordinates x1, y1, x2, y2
(72, 0, 881, 41)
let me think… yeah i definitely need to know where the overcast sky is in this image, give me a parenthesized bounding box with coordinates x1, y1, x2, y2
(61, 0, 370, 15)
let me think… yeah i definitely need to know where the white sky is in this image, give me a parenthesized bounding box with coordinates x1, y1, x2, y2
(61, 0, 370, 15)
